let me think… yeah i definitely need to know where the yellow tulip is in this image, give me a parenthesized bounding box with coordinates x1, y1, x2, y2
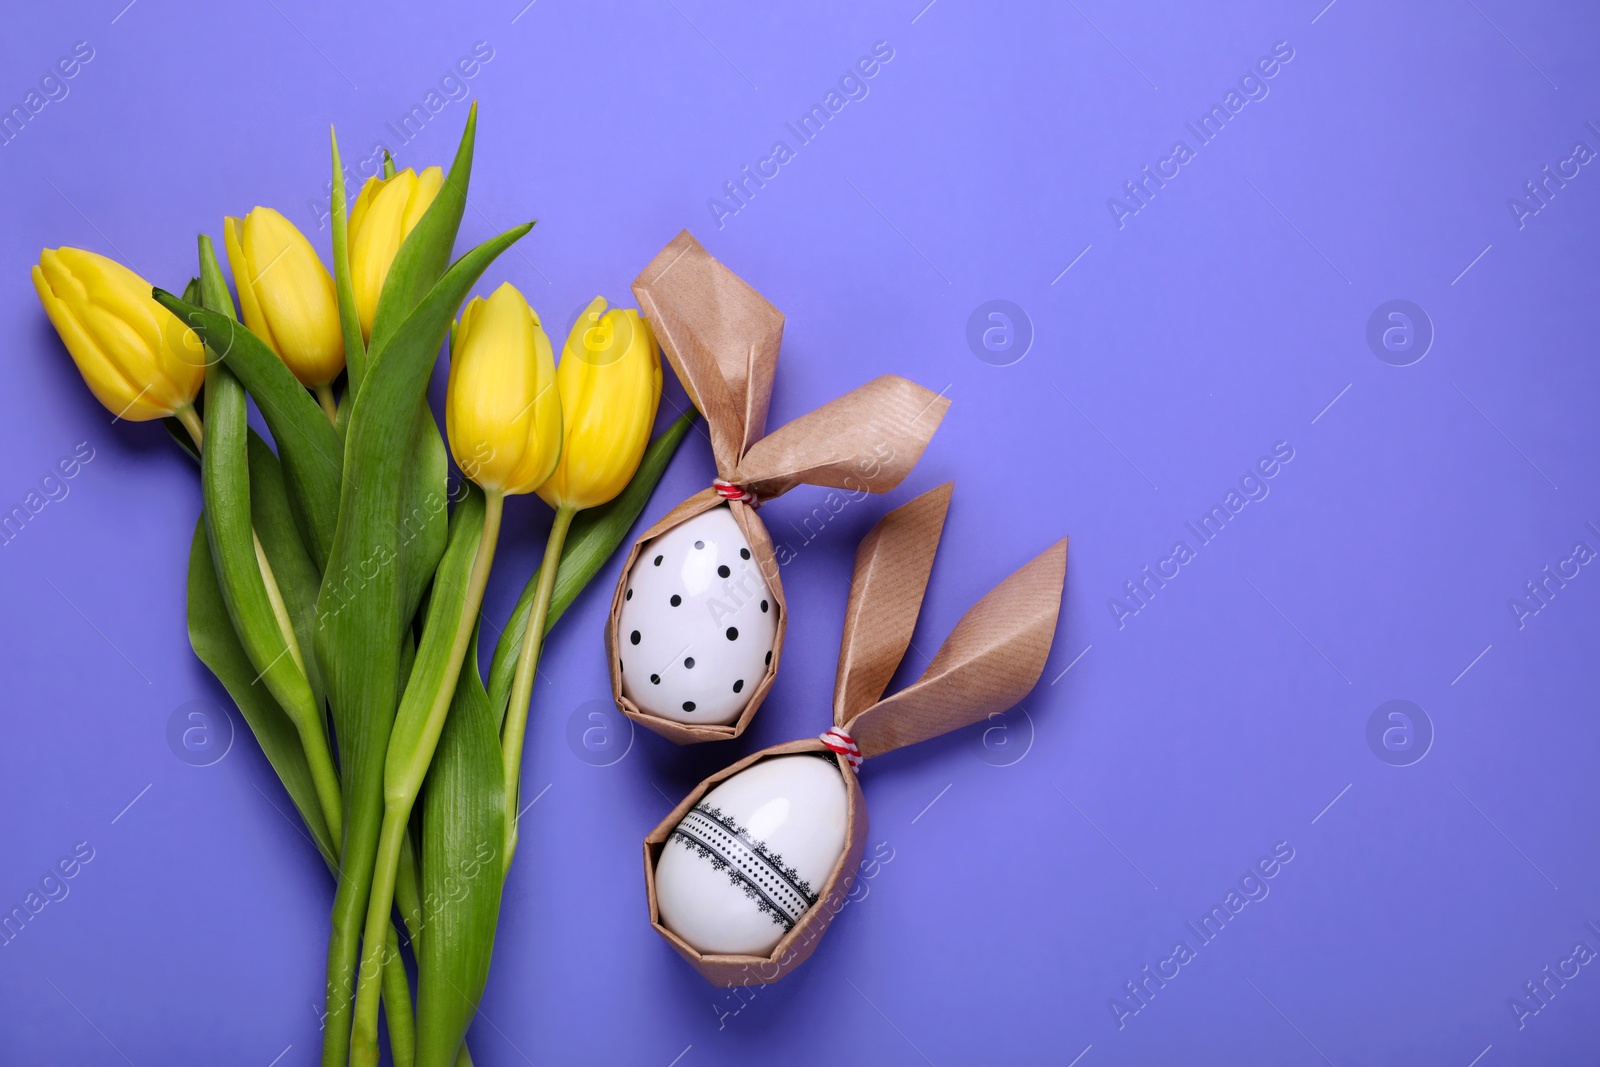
(348, 166, 442, 340)
(446, 283, 563, 495)
(224, 207, 344, 390)
(32, 247, 205, 434)
(499, 297, 660, 862)
(536, 297, 662, 512)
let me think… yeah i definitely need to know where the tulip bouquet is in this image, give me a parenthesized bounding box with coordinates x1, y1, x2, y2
(32, 105, 691, 1066)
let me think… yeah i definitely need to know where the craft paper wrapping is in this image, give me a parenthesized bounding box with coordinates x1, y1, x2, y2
(643, 484, 1068, 985)
(611, 231, 950, 743)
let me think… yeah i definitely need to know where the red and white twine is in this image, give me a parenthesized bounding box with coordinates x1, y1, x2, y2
(819, 728, 863, 771)
(713, 479, 759, 508)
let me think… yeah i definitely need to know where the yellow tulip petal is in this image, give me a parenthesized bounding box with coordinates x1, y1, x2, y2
(347, 168, 442, 341)
(236, 207, 344, 387)
(50, 248, 202, 411)
(350, 174, 412, 338)
(31, 249, 200, 421)
(225, 215, 276, 355)
(536, 301, 661, 510)
(504, 331, 562, 494)
(33, 265, 159, 420)
(403, 167, 444, 232)
(347, 175, 384, 242)
(446, 283, 564, 495)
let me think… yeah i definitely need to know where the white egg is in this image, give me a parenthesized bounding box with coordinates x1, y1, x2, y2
(656, 755, 848, 956)
(618, 506, 778, 726)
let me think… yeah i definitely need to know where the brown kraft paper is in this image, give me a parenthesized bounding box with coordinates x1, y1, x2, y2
(643, 484, 1068, 985)
(613, 230, 951, 743)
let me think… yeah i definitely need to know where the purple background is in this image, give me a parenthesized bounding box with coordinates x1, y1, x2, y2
(2, 0, 1597, 1063)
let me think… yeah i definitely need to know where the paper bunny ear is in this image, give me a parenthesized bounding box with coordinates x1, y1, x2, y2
(632, 230, 784, 478)
(842, 536, 1067, 761)
(734, 375, 951, 502)
(832, 484, 953, 725)
(633, 232, 949, 506)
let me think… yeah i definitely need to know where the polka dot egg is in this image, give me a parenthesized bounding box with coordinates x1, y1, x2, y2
(618, 506, 778, 726)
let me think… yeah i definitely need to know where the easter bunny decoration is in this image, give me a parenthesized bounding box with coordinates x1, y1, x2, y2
(645, 483, 1067, 985)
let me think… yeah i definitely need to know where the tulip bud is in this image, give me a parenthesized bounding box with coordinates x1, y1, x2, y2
(446, 283, 563, 495)
(537, 297, 662, 512)
(224, 207, 344, 388)
(32, 247, 206, 422)
(348, 166, 443, 340)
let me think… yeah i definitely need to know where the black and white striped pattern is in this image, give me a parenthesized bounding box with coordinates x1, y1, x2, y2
(669, 803, 818, 930)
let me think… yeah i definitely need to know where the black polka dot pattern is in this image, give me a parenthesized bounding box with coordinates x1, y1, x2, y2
(618, 511, 780, 726)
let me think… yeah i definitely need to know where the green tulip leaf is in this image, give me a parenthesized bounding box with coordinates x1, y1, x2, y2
(186, 516, 337, 865)
(415, 630, 504, 1067)
(248, 431, 327, 705)
(398, 406, 451, 635)
(329, 127, 367, 398)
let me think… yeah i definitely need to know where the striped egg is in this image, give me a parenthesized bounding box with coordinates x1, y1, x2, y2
(656, 755, 847, 956)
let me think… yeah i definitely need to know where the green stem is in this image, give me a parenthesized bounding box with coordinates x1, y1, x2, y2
(500, 504, 575, 864)
(298, 720, 345, 852)
(350, 491, 504, 1067)
(315, 382, 339, 423)
(174, 402, 204, 451)
(323, 821, 375, 1064)
(350, 815, 410, 1066)
(382, 923, 416, 1067)
(309, 834, 414, 1067)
